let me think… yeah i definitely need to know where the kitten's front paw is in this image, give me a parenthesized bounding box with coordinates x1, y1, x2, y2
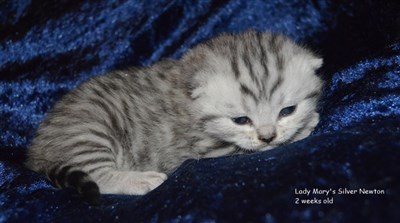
(99, 171, 168, 195)
(127, 171, 168, 195)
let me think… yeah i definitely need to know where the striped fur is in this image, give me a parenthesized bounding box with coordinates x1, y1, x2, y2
(26, 31, 323, 204)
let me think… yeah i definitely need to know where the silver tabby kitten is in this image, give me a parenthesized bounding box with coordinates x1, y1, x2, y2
(26, 31, 323, 204)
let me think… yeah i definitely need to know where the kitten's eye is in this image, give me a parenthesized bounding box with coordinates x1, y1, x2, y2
(279, 105, 297, 118)
(232, 116, 252, 125)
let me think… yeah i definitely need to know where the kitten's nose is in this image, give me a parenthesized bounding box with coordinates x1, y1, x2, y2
(257, 125, 276, 144)
(258, 133, 276, 144)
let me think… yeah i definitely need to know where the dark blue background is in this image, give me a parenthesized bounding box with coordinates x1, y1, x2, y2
(1, 0, 399, 222)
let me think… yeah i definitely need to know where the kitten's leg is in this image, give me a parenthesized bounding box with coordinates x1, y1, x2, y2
(93, 169, 167, 195)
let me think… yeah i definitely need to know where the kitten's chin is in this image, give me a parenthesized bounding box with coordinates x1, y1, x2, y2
(235, 144, 273, 153)
(259, 145, 276, 151)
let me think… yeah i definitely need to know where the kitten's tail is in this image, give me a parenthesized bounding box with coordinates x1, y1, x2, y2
(47, 166, 101, 205)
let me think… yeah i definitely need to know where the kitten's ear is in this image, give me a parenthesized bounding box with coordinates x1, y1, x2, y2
(180, 52, 205, 99)
(310, 58, 323, 69)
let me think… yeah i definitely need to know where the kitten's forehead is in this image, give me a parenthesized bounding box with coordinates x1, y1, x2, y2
(202, 33, 321, 92)
(188, 31, 322, 115)
(199, 31, 312, 60)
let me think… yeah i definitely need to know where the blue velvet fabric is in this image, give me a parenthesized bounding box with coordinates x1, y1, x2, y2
(1, 0, 399, 222)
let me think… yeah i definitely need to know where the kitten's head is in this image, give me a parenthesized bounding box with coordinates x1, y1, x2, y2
(183, 31, 323, 151)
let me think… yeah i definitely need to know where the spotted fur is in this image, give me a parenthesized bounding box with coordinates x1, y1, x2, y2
(26, 31, 323, 204)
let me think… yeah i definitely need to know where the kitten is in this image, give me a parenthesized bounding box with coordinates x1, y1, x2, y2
(26, 31, 323, 205)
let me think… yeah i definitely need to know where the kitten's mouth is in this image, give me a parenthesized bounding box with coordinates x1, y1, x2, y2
(234, 146, 254, 154)
(235, 143, 278, 153)
(234, 144, 271, 154)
